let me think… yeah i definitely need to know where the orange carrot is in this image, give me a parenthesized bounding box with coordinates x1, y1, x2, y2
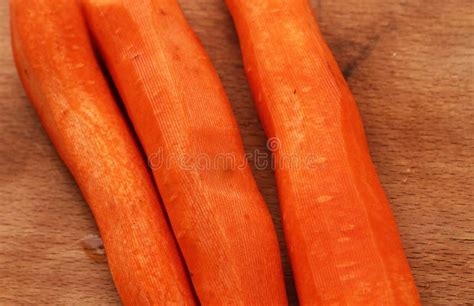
(10, 1, 196, 304)
(81, 0, 288, 304)
(226, 0, 421, 305)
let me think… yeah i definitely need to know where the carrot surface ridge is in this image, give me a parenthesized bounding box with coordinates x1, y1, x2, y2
(81, 0, 288, 305)
(10, 1, 196, 305)
(226, 0, 421, 305)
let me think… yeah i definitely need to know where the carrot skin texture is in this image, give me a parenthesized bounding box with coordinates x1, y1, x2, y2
(226, 0, 421, 305)
(10, 1, 196, 305)
(81, 0, 288, 305)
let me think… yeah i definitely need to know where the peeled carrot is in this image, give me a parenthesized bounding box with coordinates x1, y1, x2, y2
(81, 0, 288, 305)
(10, 1, 196, 304)
(226, 0, 421, 305)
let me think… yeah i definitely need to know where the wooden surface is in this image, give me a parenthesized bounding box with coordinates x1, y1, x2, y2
(1, 0, 473, 305)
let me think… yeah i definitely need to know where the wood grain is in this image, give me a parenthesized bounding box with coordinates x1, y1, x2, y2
(0, 0, 472, 305)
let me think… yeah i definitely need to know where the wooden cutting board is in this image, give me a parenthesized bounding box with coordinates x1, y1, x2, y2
(1, 0, 472, 305)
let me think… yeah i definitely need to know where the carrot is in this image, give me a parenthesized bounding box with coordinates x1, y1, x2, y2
(10, 1, 196, 305)
(80, 0, 288, 304)
(226, 0, 421, 305)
